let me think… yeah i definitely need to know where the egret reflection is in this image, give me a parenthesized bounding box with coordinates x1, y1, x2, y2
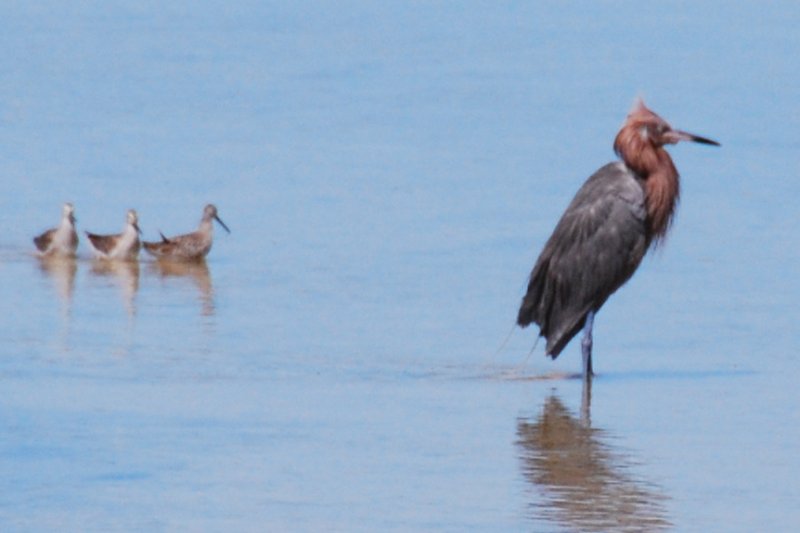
(517, 385, 671, 532)
(149, 259, 215, 316)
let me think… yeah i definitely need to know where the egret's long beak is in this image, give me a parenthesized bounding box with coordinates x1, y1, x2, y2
(214, 215, 231, 233)
(667, 129, 720, 146)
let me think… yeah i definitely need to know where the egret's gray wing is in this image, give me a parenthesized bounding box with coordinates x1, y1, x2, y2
(518, 162, 649, 357)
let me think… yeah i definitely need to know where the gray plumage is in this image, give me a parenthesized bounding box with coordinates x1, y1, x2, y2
(516, 99, 719, 376)
(517, 162, 648, 358)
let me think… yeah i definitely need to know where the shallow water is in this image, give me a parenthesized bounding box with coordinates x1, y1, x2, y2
(2, 2, 800, 531)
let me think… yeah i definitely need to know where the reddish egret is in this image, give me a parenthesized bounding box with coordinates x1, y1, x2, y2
(517, 99, 719, 379)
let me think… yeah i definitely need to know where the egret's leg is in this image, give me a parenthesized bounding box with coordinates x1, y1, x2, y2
(580, 374, 592, 425)
(581, 311, 595, 379)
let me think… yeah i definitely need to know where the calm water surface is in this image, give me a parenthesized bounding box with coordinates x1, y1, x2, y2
(1, 2, 799, 531)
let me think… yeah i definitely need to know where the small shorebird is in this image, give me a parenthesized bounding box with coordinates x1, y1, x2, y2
(143, 204, 230, 260)
(86, 209, 142, 260)
(33, 203, 79, 257)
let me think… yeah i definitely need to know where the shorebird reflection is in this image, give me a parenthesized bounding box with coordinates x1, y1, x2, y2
(37, 255, 77, 309)
(37, 255, 77, 353)
(517, 385, 671, 532)
(150, 259, 214, 316)
(90, 259, 140, 316)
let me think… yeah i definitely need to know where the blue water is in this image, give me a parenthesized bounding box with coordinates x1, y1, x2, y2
(1, 2, 799, 531)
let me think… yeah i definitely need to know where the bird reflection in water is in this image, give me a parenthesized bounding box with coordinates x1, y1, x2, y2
(90, 259, 140, 317)
(517, 383, 671, 532)
(37, 255, 77, 305)
(37, 256, 78, 352)
(149, 259, 215, 316)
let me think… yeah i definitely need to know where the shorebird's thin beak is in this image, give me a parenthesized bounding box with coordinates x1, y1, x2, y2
(214, 215, 230, 234)
(134, 222, 142, 235)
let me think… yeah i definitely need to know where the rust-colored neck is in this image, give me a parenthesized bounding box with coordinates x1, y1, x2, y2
(614, 126, 680, 243)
